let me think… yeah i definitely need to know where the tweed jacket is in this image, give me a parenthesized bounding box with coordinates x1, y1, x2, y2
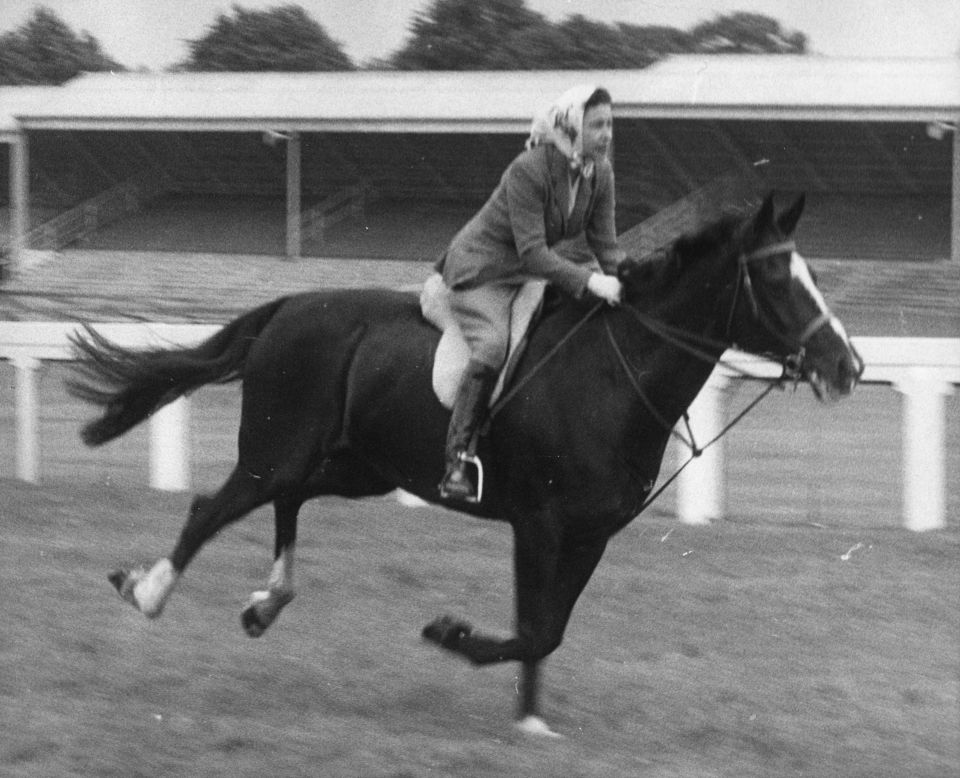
(437, 144, 624, 297)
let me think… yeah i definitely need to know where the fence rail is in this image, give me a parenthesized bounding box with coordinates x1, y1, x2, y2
(302, 185, 367, 242)
(0, 322, 956, 530)
(1, 176, 165, 257)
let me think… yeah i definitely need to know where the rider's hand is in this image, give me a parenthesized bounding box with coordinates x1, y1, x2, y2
(587, 273, 622, 306)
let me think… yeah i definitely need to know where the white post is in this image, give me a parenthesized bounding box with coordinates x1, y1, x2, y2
(894, 368, 952, 531)
(677, 373, 728, 525)
(11, 131, 30, 272)
(286, 131, 301, 259)
(149, 397, 190, 491)
(13, 354, 40, 482)
(952, 124, 959, 263)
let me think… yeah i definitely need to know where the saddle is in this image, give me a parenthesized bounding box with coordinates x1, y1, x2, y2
(419, 273, 546, 410)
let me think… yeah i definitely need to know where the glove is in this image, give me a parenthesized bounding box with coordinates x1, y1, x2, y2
(587, 273, 622, 306)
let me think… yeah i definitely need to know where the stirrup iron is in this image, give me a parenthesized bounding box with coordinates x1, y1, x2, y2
(442, 451, 484, 504)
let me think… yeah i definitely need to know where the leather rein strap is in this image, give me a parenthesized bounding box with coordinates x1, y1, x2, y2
(487, 239, 830, 513)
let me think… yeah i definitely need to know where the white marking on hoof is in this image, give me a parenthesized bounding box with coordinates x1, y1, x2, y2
(242, 546, 296, 637)
(132, 559, 178, 619)
(516, 715, 563, 739)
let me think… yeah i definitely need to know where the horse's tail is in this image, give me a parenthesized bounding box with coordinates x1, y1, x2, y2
(67, 297, 289, 447)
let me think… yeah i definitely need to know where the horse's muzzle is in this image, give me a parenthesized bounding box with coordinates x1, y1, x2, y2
(807, 337, 864, 402)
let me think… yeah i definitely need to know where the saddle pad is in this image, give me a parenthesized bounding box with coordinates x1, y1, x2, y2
(420, 273, 546, 410)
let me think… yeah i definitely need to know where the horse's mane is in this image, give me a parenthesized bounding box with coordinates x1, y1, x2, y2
(618, 211, 745, 300)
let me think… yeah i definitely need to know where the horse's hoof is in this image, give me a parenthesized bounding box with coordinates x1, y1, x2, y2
(422, 615, 473, 651)
(108, 567, 142, 609)
(241, 605, 267, 638)
(108, 569, 127, 593)
(241, 588, 294, 638)
(516, 715, 563, 739)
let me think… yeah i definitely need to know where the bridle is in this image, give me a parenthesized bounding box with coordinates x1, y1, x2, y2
(487, 238, 841, 512)
(728, 239, 833, 375)
(603, 237, 837, 511)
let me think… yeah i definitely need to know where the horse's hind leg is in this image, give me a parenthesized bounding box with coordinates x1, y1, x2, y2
(241, 496, 301, 637)
(109, 466, 268, 618)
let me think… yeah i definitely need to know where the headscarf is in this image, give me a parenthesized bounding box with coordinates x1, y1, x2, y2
(525, 84, 600, 178)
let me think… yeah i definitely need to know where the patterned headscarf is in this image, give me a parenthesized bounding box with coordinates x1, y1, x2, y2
(526, 84, 600, 178)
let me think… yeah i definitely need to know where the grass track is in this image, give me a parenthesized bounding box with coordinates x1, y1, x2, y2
(1, 477, 957, 777)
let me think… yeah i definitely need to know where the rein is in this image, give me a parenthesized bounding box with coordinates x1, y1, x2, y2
(488, 299, 607, 419)
(603, 315, 784, 513)
(611, 238, 832, 512)
(489, 237, 827, 514)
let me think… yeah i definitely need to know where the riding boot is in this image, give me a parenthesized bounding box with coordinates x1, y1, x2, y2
(440, 359, 499, 503)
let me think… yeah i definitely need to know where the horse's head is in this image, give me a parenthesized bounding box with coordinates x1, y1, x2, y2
(724, 193, 864, 400)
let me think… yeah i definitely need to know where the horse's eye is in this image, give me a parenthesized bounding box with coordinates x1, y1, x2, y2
(763, 256, 791, 283)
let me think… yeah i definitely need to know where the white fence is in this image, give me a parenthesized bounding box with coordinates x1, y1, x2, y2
(1, 322, 957, 531)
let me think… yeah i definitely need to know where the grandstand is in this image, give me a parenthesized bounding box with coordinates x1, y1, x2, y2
(1, 56, 958, 337)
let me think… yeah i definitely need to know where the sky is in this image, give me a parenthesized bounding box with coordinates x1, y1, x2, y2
(1, 0, 959, 70)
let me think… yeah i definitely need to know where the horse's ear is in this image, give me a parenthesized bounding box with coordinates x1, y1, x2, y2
(753, 192, 776, 236)
(776, 193, 806, 236)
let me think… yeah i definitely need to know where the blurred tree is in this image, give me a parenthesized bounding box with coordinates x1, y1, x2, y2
(390, 0, 545, 69)
(183, 4, 353, 71)
(389, 2, 805, 69)
(691, 12, 807, 54)
(0, 7, 123, 85)
(618, 24, 696, 62)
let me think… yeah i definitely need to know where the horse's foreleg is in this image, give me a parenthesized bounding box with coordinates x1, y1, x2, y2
(242, 497, 300, 637)
(513, 532, 608, 734)
(422, 519, 558, 667)
(109, 467, 267, 618)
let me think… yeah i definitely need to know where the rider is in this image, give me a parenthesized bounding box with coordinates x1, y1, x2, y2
(436, 84, 625, 503)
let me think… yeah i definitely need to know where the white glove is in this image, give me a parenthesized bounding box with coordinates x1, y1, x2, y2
(587, 273, 622, 306)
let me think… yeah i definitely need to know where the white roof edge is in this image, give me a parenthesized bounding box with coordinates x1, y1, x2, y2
(9, 56, 960, 132)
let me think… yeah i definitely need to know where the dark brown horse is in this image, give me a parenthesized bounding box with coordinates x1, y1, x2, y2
(68, 194, 862, 736)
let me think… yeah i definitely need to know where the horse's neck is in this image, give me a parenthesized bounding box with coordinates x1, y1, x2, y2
(617, 269, 733, 422)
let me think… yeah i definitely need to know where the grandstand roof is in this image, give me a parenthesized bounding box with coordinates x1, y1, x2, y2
(11, 56, 960, 133)
(0, 86, 59, 140)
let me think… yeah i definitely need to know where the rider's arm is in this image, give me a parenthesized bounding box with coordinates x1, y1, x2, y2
(505, 157, 594, 298)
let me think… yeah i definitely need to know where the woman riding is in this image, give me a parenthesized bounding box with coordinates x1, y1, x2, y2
(437, 84, 626, 503)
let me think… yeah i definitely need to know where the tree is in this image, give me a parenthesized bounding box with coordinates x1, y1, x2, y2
(387, 1, 806, 70)
(690, 12, 807, 54)
(183, 4, 353, 71)
(390, 0, 545, 70)
(0, 7, 123, 85)
(618, 24, 695, 62)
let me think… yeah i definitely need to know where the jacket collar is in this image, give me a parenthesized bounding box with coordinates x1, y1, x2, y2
(547, 145, 594, 228)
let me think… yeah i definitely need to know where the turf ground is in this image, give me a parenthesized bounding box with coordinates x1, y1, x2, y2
(1, 373, 958, 776)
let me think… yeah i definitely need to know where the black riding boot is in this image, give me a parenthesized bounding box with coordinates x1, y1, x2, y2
(440, 359, 499, 503)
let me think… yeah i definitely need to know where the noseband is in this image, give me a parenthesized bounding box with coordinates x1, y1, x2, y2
(731, 239, 832, 377)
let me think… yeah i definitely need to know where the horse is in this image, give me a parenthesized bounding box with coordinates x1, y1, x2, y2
(67, 193, 863, 737)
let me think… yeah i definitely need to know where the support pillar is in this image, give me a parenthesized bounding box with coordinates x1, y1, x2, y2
(952, 122, 959, 262)
(677, 373, 729, 525)
(286, 131, 301, 259)
(894, 369, 952, 531)
(11, 131, 30, 273)
(149, 397, 190, 491)
(13, 354, 40, 482)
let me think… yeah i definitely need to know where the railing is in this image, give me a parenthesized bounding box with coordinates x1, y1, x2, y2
(0, 176, 166, 257)
(301, 185, 367, 242)
(0, 322, 956, 531)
